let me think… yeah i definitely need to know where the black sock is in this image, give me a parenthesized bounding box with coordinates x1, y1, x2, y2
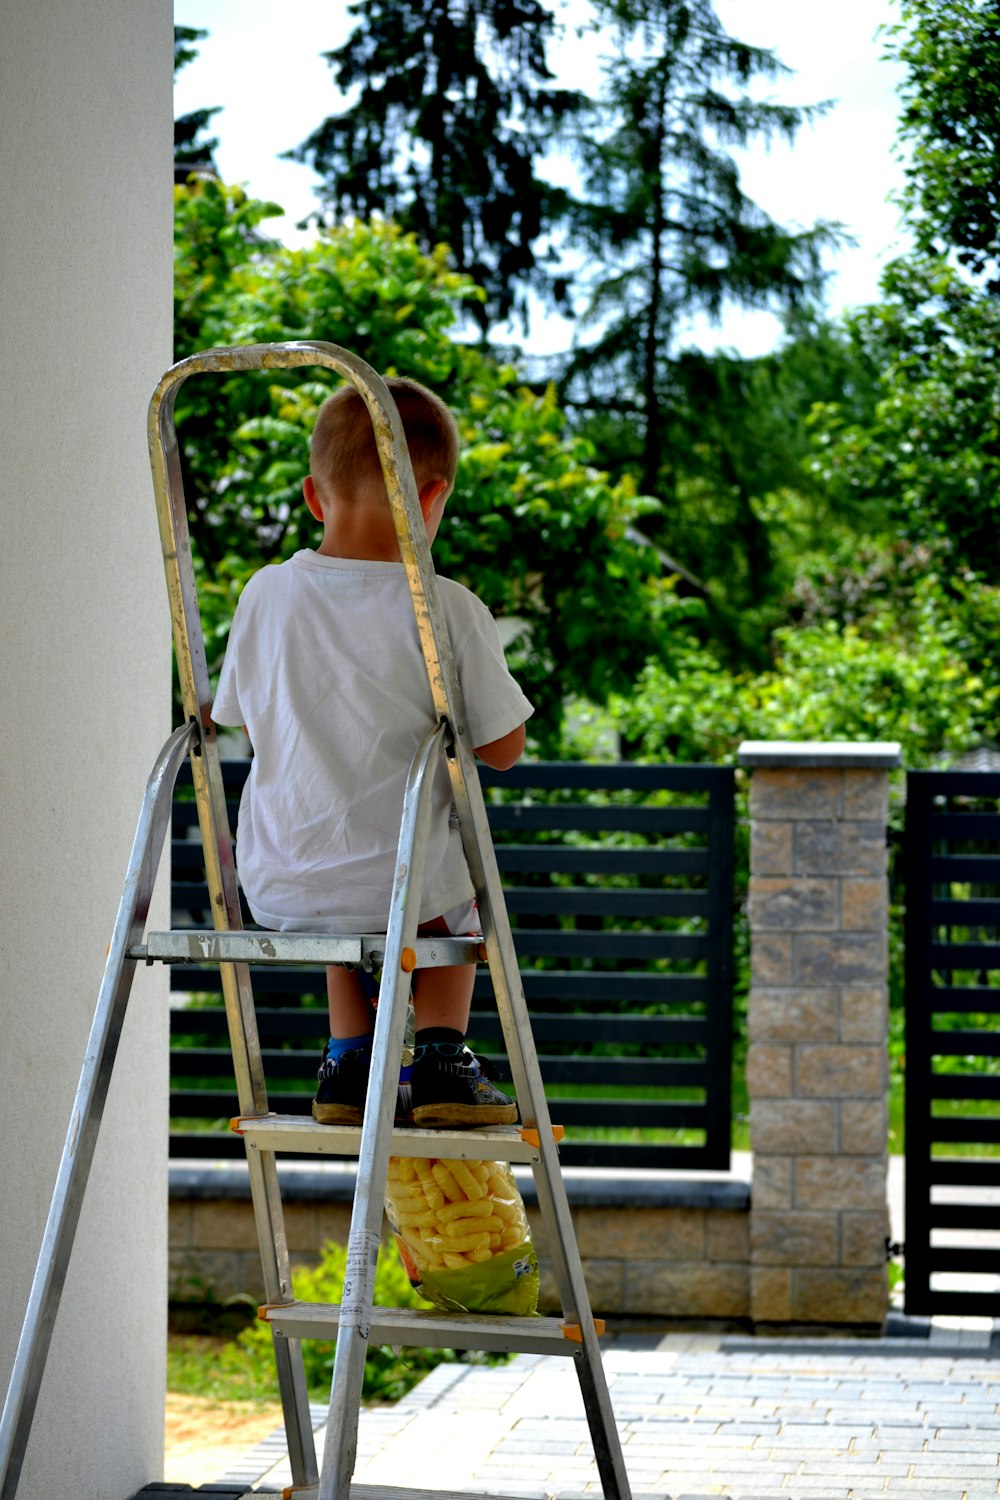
(414, 1027, 465, 1049)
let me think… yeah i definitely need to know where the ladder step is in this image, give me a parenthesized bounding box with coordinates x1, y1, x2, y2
(133, 930, 484, 968)
(233, 1113, 544, 1163)
(261, 1300, 583, 1357)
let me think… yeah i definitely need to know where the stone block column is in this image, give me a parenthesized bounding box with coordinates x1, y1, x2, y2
(738, 741, 901, 1328)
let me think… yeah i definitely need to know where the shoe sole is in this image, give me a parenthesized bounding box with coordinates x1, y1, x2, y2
(312, 1100, 412, 1128)
(409, 1101, 518, 1129)
(312, 1099, 364, 1126)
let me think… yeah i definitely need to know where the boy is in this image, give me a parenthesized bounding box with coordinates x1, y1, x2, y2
(212, 378, 533, 1130)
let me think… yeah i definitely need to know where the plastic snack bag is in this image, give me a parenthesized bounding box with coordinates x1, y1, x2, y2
(385, 1155, 539, 1316)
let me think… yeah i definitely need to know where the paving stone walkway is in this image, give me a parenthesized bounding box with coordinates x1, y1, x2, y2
(141, 1319, 1000, 1500)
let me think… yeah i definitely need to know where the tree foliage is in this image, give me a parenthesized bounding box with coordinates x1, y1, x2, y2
(564, 0, 838, 494)
(172, 180, 672, 748)
(808, 256, 1000, 576)
(807, 0, 1000, 580)
(608, 560, 1000, 768)
(285, 0, 581, 331)
(884, 0, 1000, 287)
(169, 0, 1000, 773)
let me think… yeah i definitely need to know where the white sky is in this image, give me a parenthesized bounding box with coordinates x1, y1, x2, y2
(173, 0, 909, 358)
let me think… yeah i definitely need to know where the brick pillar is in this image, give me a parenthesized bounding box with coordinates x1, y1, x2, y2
(738, 740, 901, 1329)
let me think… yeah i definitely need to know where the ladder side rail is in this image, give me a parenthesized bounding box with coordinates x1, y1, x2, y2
(147, 372, 266, 1115)
(0, 721, 195, 1500)
(149, 383, 318, 1470)
(428, 691, 631, 1496)
(245, 1147, 319, 1488)
(149, 342, 630, 1497)
(147, 339, 430, 1111)
(365, 348, 634, 1498)
(455, 763, 632, 1500)
(320, 721, 448, 1500)
(149, 350, 408, 1489)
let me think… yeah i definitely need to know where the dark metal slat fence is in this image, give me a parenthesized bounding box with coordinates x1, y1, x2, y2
(170, 759, 735, 1169)
(904, 769, 1000, 1316)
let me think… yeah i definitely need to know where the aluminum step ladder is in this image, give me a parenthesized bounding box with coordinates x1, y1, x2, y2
(0, 342, 632, 1500)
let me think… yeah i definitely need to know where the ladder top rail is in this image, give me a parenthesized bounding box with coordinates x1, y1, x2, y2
(147, 338, 467, 753)
(147, 341, 420, 560)
(148, 339, 406, 424)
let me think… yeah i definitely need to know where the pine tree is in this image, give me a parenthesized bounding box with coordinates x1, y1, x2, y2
(566, 0, 839, 495)
(284, 0, 582, 332)
(174, 25, 220, 183)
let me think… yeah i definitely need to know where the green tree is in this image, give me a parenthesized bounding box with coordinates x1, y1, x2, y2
(564, 0, 839, 498)
(809, 1, 1000, 578)
(609, 564, 1000, 768)
(174, 25, 220, 182)
(884, 0, 1000, 287)
(641, 313, 884, 665)
(172, 181, 672, 746)
(809, 256, 1000, 576)
(284, 0, 581, 332)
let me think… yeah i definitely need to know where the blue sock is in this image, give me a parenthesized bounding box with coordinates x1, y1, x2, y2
(325, 1031, 374, 1062)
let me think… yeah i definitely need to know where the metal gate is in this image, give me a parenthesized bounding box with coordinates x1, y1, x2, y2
(903, 769, 1000, 1316)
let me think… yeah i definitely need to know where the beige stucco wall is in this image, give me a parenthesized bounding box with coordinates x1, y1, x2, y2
(0, 1, 173, 1494)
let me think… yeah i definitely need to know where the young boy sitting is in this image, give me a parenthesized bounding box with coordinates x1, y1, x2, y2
(212, 377, 533, 1129)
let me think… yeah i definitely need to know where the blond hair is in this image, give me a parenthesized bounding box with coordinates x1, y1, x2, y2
(310, 377, 459, 506)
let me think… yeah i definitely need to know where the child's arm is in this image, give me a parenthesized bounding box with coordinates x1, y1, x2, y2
(475, 723, 526, 771)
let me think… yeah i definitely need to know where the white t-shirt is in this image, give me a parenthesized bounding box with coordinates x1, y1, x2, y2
(212, 550, 533, 932)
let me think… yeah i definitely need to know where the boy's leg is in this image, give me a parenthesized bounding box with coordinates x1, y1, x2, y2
(311, 965, 376, 1126)
(327, 965, 377, 1039)
(410, 960, 475, 1032)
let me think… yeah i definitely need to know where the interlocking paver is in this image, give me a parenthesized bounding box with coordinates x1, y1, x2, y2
(196, 1319, 1000, 1500)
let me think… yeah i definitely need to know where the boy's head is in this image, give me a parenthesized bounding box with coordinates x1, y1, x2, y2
(310, 376, 459, 509)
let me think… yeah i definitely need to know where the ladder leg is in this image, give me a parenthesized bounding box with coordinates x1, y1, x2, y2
(0, 721, 196, 1500)
(446, 740, 633, 1500)
(319, 722, 447, 1500)
(532, 1144, 632, 1500)
(245, 1148, 319, 1486)
(217, 947, 318, 1486)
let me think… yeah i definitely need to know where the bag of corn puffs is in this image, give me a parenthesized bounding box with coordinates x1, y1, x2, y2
(385, 1154, 539, 1316)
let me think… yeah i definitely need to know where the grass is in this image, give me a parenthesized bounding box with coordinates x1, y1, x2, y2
(168, 1239, 513, 1407)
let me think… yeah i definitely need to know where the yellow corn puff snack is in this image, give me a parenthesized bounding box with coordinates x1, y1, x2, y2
(395, 1208, 439, 1232)
(430, 1162, 465, 1202)
(437, 1198, 493, 1223)
(445, 1230, 491, 1254)
(387, 1155, 539, 1316)
(449, 1160, 486, 1201)
(443, 1216, 484, 1241)
(489, 1196, 522, 1222)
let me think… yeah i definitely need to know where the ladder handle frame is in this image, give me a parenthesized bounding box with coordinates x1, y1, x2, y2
(0, 720, 196, 1500)
(147, 341, 631, 1500)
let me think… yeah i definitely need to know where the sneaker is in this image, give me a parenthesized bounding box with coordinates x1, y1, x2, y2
(311, 1044, 411, 1127)
(409, 1041, 518, 1129)
(312, 1044, 369, 1126)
